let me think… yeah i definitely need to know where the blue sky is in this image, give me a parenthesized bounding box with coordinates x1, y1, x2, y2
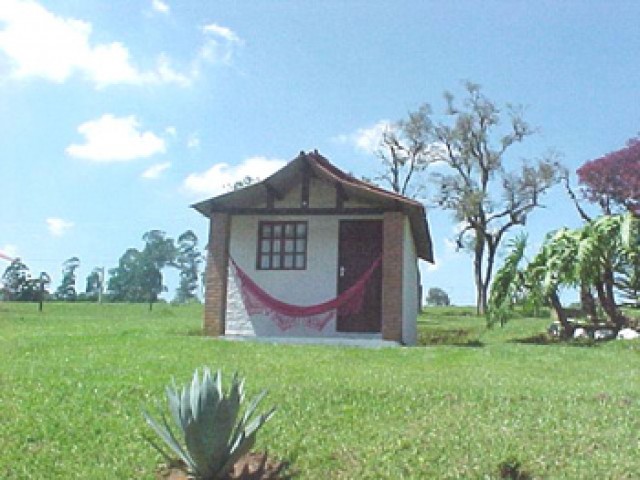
(1, 0, 639, 305)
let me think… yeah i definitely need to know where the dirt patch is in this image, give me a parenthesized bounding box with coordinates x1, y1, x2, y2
(418, 328, 484, 347)
(156, 452, 292, 480)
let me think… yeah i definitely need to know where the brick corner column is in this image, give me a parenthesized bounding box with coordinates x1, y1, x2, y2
(381, 211, 404, 342)
(204, 212, 231, 337)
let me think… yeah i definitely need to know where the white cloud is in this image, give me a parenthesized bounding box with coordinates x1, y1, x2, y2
(0, 0, 191, 88)
(142, 161, 171, 179)
(165, 126, 177, 137)
(183, 156, 286, 197)
(202, 24, 241, 44)
(197, 23, 243, 66)
(334, 120, 393, 155)
(151, 0, 170, 14)
(66, 114, 166, 162)
(186, 132, 200, 149)
(46, 217, 74, 237)
(336, 121, 449, 165)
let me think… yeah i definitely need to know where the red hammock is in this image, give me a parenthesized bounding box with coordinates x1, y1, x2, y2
(230, 255, 382, 331)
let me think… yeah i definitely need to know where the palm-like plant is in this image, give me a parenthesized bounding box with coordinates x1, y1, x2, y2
(143, 368, 275, 480)
(488, 213, 639, 335)
(487, 233, 528, 327)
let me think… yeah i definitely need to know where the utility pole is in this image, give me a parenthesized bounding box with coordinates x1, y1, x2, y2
(98, 267, 104, 304)
(39, 273, 45, 312)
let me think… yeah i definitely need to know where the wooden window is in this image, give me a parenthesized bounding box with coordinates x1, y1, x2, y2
(257, 221, 307, 270)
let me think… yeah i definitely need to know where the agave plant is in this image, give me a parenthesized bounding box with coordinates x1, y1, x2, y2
(143, 368, 276, 479)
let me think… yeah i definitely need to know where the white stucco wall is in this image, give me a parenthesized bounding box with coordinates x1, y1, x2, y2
(226, 213, 386, 337)
(401, 217, 419, 345)
(223, 176, 423, 341)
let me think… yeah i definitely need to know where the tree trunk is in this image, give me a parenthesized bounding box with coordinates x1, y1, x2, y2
(600, 265, 627, 329)
(474, 232, 486, 315)
(549, 290, 573, 339)
(479, 242, 498, 317)
(580, 283, 598, 323)
(38, 278, 45, 312)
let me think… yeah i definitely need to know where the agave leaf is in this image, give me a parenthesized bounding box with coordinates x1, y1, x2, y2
(143, 434, 175, 465)
(228, 390, 270, 452)
(204, 367, 221, 409)
(200, 373, 245, 474)
(180, 385, 192, 429)
(166, 384, 185, 433)
(237, 375, 246, 404)
(239, 390, 267, 430)
(201, 368, 211, 412)
(183, 416, 215, 478)
(183, 370, 221, 477)
(215, 369, 223, 398)
(143, 410, 196, 473)
(190, 369, 227, 473)
(190, 368, 201, 422)
(243, 407, 276, 440)
(223, 407, 276, 476)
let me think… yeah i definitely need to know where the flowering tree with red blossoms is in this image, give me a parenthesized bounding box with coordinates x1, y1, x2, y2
(577, 137, 640, 215)
(576, 137, 640, 310)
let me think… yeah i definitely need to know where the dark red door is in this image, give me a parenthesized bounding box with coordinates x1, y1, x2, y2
(337, 220, 383, 332)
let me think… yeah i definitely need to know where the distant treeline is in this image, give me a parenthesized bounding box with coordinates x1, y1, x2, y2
(0, 229, 203, 310)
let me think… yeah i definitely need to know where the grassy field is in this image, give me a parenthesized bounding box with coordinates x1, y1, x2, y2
(1, 302, 639, 479)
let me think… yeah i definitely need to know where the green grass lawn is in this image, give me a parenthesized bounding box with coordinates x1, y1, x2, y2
(1, 302, 639, 479)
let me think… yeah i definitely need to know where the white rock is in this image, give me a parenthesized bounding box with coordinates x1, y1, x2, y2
(594, 329, 616, 341)
(573, 327, 588, 339)
(617, 328, 640, 340)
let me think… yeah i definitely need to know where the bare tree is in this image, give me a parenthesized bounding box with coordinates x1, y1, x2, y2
(430, 82, 563, 314)
(375, 105, 442, 198)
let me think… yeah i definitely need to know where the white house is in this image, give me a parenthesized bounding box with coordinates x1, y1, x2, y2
(192, 151, 433, 345)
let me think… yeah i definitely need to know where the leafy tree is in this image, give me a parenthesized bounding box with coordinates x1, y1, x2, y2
(427, 82, 563, 314)
(30, 272, 51, 311)
(137, 255, 164, 311)
(1, 259, 30, 300)
(224, 176, 259, 192)
(425, 287, 451, 306)
(174, 230, 203, 303)
(141, 230, 177, 310)
(1, 259, 51, 304)
(108, 248, 144, 302)
(55, 256, 80, 301)
(85, 267, 103, 301)
(108, 230, 176, 310)
(577, 136, 640, 215)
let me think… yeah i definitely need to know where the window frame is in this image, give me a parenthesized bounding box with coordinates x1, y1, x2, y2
(256, 220, 308, 271)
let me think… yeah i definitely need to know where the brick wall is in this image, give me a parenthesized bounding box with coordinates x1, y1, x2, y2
(204, 212, 231, 336)
(381, 211, 404, 342)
